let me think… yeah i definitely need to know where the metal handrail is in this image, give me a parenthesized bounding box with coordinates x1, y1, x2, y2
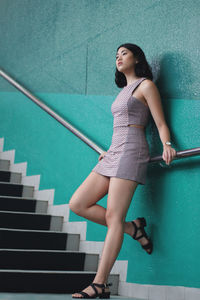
(1, 68, 200, 163)
(150, 147, 200, 162)
(0, 68, 104, 154)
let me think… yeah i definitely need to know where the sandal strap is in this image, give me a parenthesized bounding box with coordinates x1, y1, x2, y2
(131, 221, 138, 239)
(73, 282, 112, 298)
(76, 291, 91, 298)
(90, 283, 98, 296)
(132, 221, 148, 240)
(134, 227, 148, 241)
(93, 282, 112, 288)
(92, 282, 112, 294)
(135, 232, 145, 240)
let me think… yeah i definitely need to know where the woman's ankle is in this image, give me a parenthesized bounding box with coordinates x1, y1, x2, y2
(124, 221, 133, 236)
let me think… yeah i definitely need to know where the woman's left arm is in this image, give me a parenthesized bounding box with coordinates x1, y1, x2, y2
(142, 80, 177, 165)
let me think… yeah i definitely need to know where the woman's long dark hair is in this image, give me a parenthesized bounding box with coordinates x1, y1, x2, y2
(115, 43, 153, 88)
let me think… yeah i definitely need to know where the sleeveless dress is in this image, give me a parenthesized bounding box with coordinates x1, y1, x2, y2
(92, 77, 151, 185)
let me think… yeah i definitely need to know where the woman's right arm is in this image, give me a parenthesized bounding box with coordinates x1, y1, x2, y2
(141, 80, 177, 165)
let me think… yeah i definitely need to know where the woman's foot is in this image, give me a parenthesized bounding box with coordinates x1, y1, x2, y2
(72, 282, 110, 298)
(128, 218, 152, 254)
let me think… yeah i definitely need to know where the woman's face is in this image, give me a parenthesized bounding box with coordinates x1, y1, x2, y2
(116, 47, 137, 73)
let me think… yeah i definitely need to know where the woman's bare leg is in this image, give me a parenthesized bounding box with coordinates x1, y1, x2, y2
(69, 171, 110, 226)
(69, 171, 134, 236)
(72, 177, 138, 298)
(93, 177, 138, 283)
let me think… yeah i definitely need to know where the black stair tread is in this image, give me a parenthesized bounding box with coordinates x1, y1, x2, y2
(0, 181, 34, 188)
(0, 270, 119, 294)
(0, 182, 34, 197)
(0, 170, 22, 184)
(0, 227, 72, 234)
(0, 249, 87, 271)
(0, 210, 58, 218)
(0, 170, 11, 181)
(0, 195, 36, 200)
(0, 211, 53, 230)
(0, 196, 39, 213)
(0, 170, 21, 176)
(0, 228, 75, 251)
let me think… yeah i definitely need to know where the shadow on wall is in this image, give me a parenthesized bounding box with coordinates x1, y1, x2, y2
(155, 52, 196, 100)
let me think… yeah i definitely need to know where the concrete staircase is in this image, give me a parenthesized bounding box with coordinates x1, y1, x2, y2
(0, 137, 120, 295)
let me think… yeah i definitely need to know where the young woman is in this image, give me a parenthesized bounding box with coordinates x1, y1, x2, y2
(70, 43, 177, 298)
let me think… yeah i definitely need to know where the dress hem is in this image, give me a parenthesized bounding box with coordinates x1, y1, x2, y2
(91, 170, 145, 185)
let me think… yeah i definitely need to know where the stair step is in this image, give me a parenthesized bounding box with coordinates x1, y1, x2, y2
(0, 249, 98, 272)
(0, 269, 119, 294)
(0, 159, 10, 171)
(0, 195, 48, 213)
(0, 182, 34, 197)
(0, 210, 63, 231)
(0, 228, 80, 251)
(0, 170, 22, 184)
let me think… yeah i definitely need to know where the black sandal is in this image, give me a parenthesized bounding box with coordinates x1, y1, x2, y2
(72, 282, 112, 298)
(131, 217, 153, 255)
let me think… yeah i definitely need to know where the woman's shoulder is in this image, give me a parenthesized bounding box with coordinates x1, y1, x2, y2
(141, 78, 156, 89)
(142, 77, 154, 83)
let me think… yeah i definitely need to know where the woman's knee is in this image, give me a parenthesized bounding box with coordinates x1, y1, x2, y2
(69, 195, 84, 215)
(105, 209, 124, 227)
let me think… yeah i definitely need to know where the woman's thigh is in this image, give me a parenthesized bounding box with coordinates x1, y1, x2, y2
(106, 177, 139, 223)
(69, 171, 110, 210)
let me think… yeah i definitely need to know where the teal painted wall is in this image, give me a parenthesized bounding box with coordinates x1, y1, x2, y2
(0, 0, 200, 289)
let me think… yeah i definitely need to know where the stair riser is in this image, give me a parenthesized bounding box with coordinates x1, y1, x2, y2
(0, 197, 36, 212)
(0, 272, 96, 293)
(0, 271, 118, 294)
(0, 211, 63, 231)
(0, 197, 48, 214)
(0, 230, 80, 251)
(0, 250, 86, 271)
(0, 183, 34, 198)
(0, 212, 51, 230)
(0, 170, 21, 184)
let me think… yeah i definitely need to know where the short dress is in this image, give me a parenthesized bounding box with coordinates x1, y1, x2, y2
(92, 77, 151, 185)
